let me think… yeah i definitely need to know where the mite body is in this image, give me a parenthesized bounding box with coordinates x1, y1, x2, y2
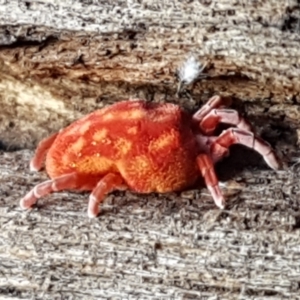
(20, 96, 280, 217)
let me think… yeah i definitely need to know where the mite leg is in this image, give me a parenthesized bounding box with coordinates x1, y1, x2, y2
(210, 128, 280, 170)
(88, 173, 125, 218)
(198, 108, 252, 135)
(20, 172, 78, 209)
(197, 154, 225, 209)
(192, 95, 232, 122)
(30, 132, 58, 172)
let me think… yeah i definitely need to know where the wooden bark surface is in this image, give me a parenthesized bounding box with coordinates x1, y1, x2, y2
(1, 0, 300, 299)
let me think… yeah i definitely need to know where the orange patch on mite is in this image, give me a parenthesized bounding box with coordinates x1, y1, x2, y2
(127, 126, 138, 135)
(101, 112, 116, 121)
(76, 155, 115, 174)
(78, 121, 91, 135)
(149, 175, 170, 193)
(130, 155, 152, 175)
(63, 124, 79, 137)
(69, 136, 86, 153)
(93, 129, 108, 142)
(122, 109, 145, 120)
(114, 138, 132, 155)
(61, 153, 70, 165)
(148, 130, 178, 152)
(60, 136, 87, 168)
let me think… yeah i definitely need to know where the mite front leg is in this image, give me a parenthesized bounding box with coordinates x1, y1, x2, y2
(20, 173, 78, 209)
(88, 173, 125, 218)
(210, 128, 280, 170)
(192, 95, 232, 122)
(197, 154, 225, 209)
(30, 132, 58, 172)
(199, 109, 252, 135)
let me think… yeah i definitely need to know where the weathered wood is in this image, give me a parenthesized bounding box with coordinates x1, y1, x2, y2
(1, 0, 300, 298)
(1, 0, 300, 149)
(1, 149, 300, 299)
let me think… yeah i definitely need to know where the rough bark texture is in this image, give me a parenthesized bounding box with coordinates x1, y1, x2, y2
(1, 0, 300, 299)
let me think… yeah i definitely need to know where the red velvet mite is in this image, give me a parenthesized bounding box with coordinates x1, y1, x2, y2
(20, 96, 280, 217)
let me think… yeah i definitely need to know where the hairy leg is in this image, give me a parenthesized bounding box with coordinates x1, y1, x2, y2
(20, 172, 78, 209)
(198, 108, 252, 135)
(193, 95, 232, 122)
(30, 132, 58, 172)
(210, 128, 280, 170)
(88, 173, 125, 218)
(197, 154, 224, 209)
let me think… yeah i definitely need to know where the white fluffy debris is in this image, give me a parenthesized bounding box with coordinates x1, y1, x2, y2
(177, 55, 207, 94)
(178, 55, 206, 85)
